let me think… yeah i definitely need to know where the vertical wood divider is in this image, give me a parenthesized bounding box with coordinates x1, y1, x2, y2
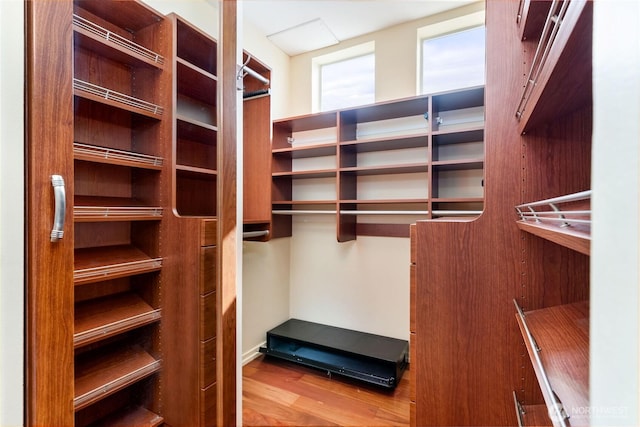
(218, 1, 238, 425)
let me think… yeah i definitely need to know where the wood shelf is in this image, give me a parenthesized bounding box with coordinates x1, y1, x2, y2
(514, 391, 552, 427)
(340, 198, 429, 205)
(177, 59, 217, 106)
(74, 293, 161, 347)
(88, 406, 163, 427)
(432, 158, 484, 171)
(516, 190, 591, 255)
(176, 115, 218, 133)
(340, 133, 428, 153)
(272, 200, 337, 205)
(273, 88, 485, 239)
(516, 301, 589, 427)
(73, 143, 163, 170)
(272, 143, 337, 159)
(74, 245, 162, 285)
(74, 79, 164, 120)
(176, 164, 217, 177)
(74, 196, 162, 222)
(73, 14, 165, 69)
(75, 0, 164, 32)
(340, 163, 428, 176)
(516, 1, 592, 133)
(272, 169, 336, 179)
(431, 125, 484, 140)
(517, 221, 590, 256)
(74, 345, 161, 411)
(176, 18, 217, 75)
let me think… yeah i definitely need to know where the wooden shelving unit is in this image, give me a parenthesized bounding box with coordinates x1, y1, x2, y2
(70, 1, 169, 424)
(272, 87, 484, 241)
(28, 2, 235, 425)
(410, 2, 592, 427)
(173, 16, 218, 217)
(511, 1, 593, 426)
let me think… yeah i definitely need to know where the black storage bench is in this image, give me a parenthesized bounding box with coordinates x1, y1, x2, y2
(259, 318, 408, 389)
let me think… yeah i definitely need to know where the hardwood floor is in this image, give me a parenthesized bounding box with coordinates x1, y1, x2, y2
(242, 355, 410, 427)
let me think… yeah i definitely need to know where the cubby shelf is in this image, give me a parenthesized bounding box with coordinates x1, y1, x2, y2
(74, 293, 161, 347)
(74, 345, 161, 411)
(272, 87, 485, 240)
(173, 14, 218, 218)
(74, 245, 162, 285)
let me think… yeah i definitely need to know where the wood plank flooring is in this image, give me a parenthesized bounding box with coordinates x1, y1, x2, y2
(243, 355, 410, 427)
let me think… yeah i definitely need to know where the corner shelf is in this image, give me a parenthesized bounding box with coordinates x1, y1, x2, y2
(514, 300, 589, 427)
(172, 14, 218, 217)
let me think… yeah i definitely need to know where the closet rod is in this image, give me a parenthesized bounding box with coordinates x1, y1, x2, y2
(242, 64, 270, 85)
(432, 210, 483, 216)
(243, 230, 269, 239)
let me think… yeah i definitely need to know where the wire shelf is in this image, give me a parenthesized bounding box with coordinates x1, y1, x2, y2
(73, 14, 165, 66)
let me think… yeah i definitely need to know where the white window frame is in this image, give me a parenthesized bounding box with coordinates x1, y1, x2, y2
(312, 41, 375, 113)
(417, 10, 485, 95)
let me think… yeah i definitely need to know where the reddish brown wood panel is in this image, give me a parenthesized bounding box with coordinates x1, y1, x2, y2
(162, 217, 202, 426)
(243, 66, 272, 224)
(25, 1, 75, 425)
(413, 1, 592, 425)
(413, 1, 524, 425)
(218, 2, 239, 425)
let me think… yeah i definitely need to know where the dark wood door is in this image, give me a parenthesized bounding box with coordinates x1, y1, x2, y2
(25, 1, 75, 425)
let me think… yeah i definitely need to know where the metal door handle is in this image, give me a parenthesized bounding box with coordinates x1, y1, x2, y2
(50, 175, 66, 242)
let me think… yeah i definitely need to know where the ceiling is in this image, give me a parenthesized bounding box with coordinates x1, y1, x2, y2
(240, 0, 478, 56)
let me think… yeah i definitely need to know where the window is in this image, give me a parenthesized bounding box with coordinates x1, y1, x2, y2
(421, 26, 485, 94)
(320, 53, 375, 111)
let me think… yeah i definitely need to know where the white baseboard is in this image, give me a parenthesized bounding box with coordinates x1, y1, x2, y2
(242, 341, 266, 366)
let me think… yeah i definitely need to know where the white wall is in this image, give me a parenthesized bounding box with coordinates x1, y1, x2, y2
(0, 1, 24, 425)
(271, 2, 484, 343)
(288, 2, 484, 115)
(591, 1, 640, 425)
